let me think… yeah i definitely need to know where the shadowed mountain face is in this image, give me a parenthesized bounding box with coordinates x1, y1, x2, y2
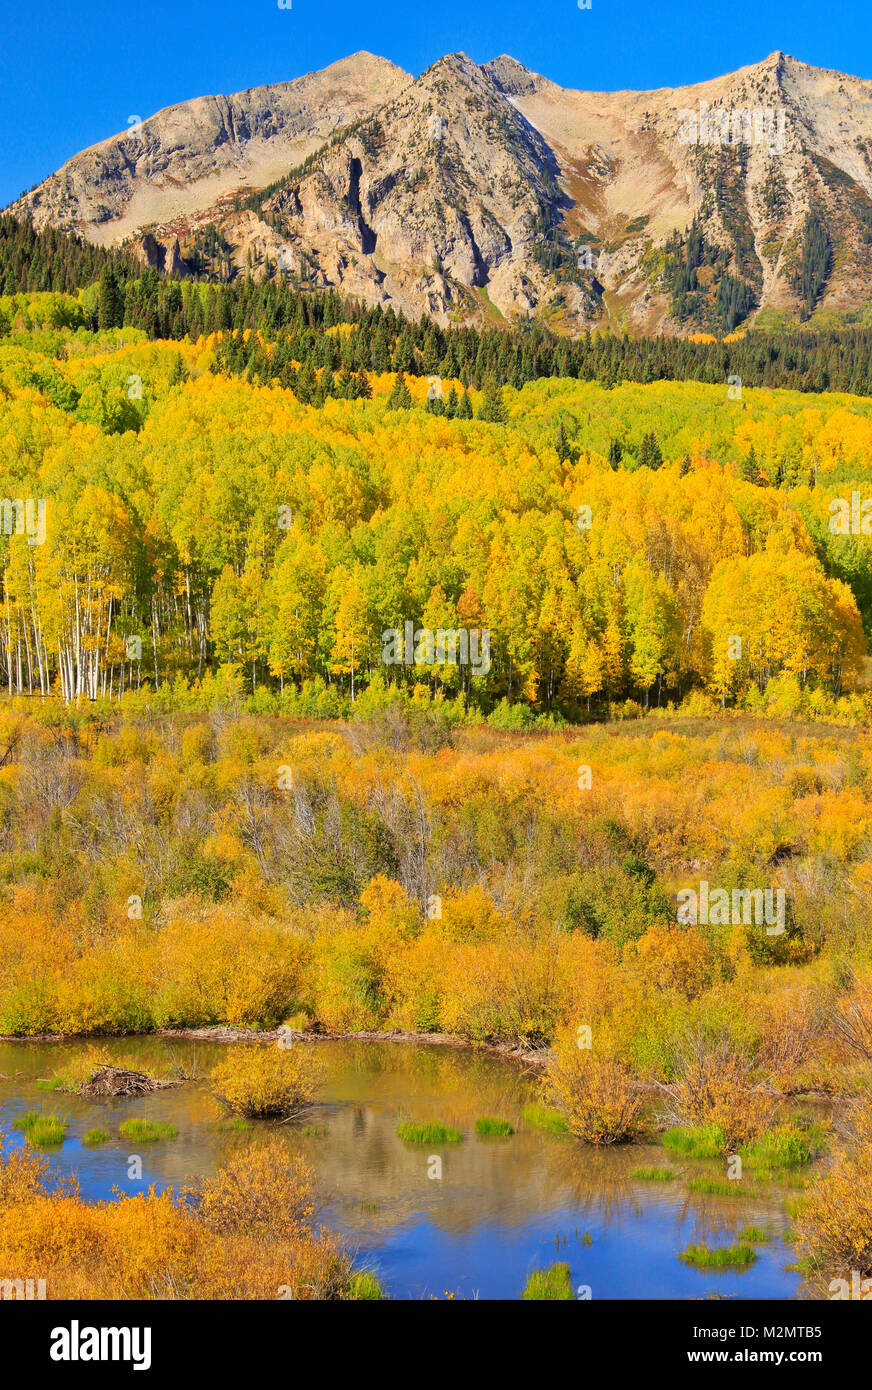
(13, 49, 872, 333)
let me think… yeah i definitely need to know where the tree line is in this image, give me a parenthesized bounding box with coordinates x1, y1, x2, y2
(3, 212, 872, 395)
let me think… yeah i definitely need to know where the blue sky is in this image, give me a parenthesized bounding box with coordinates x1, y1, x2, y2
(2, 0, 871, 209)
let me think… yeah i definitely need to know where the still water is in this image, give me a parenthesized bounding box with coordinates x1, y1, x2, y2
(0, 1037, 807, 1300)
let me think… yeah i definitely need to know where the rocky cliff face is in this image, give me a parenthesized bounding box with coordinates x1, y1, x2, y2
(14, 53, 409, 247)
(12, 49, 872, 333)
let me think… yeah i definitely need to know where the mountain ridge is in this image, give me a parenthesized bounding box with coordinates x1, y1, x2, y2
(12, 49, 872, 334)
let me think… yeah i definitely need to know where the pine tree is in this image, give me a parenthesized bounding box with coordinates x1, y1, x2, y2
(740, 446, 759, 483)
(608, 438, 622, 470)
(477, 378, 507, 423)
(386, 370, 412, 410)
(638, 431, 663, 470)
(555, 421, 572, 463)
(97, 264, 124, 330)
(295, 359, 318, 404)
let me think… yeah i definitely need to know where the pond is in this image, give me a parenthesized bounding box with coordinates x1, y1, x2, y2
(0, 1037, 809, 1300)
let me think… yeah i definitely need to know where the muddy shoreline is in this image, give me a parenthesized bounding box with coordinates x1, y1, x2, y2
(0, 1026, 843, 1103)
(0, 1025, 551, 1070)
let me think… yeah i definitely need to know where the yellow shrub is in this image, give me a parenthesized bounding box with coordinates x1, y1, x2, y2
(794, 1101, 872, 1289)
(210, 1043, 324, 1117)
(547, 1036, 644, 1144)
(632, 923, 717, 999)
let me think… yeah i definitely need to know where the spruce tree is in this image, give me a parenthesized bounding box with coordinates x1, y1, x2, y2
(740, 446, 759, 483)
(97, 264, 124, 330)
(477, 377, 507, 423)
(386, 370, 412, 410)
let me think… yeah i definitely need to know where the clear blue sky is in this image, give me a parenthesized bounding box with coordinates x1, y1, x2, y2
(3, 0, 871, 209)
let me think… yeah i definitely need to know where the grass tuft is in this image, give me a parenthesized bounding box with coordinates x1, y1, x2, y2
(13, 1112, 67, 1147)
(346, 1272, 386, 1300)
(82, 1128, 110, 1146)
(662, 1124, 726, 1159)
(396, 1121, 462, 1145)
(741, 1124, 826, 1172)
(522, 1263, 574, 1300)
(679, 1242, 757, 1268)
(738, 1224, 773, 1244)
(688, 1176, 755, 1197)
(475, 1116, 514, 1137)
(118, 1119, 178, 1143)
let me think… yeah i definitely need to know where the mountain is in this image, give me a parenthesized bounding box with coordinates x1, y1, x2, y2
(11, 49, 872, 333)
(14, 53, 409, 271)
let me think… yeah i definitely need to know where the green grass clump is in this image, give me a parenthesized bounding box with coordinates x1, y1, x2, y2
(83, 1128, 110, 1146)
(35, 1078, 61, 1091)
(13, 1112, 67, 1147)
(523, 1104, 569, 1136)
(346, 1272, 386, 1300)
(741, 1124, 825, 1172)
(300, 1124, 329, 1137)
(475, 1116, 515, 1137)
(688, 1176, 755, 1197)
(212, 1117, 252, 1133)
(522, 1263, 574, 1300)
(662, 1124, 725, 1159)
(738, 1224, 772, 1244)
(118, 1119, 178, 1143)
(632, 1165, 676, 1182)
(396, 1121, 462, 1145)
(679, 1243, 757, 1269)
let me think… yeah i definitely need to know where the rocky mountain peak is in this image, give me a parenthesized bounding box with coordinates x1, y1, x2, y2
(11, 49, 872, 334)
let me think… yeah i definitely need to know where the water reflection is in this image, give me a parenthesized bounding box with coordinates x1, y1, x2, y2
(0, 1038, 807, 1300)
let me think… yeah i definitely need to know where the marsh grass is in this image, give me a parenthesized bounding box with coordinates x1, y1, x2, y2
(396, 1121, 462, 1145)
(739, 1224, 773, 1243)
(474, 1117, 514, 1137)
(117, 1119, 178, 1143)
(662, 1124, 725, 1159)
(522, 1263, 574, 1300)
(346, 1272, 385, 1300)
(679, 1243, 757, 1269)
(13, 1112, 67, 1147)
(688, 1176, 758, 1197)
(741, 1124, 826, 1171)
(82, 1129, 110, 1146)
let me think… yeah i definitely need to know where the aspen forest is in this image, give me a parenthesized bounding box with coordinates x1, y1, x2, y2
(2, 223, 872, 1314)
